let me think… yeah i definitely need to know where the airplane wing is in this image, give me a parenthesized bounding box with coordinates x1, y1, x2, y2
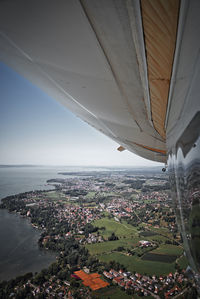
(0, 0, 199, 164)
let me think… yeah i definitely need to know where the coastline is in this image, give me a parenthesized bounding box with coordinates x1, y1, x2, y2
(0, 188, 57, 282)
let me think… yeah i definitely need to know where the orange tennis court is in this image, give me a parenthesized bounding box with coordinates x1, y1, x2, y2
(74, 270, 109, 290)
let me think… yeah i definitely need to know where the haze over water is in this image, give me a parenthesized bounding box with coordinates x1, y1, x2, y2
(0, 165, 115, 200)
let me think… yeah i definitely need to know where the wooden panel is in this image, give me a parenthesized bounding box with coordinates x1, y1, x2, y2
(134, 142, 166, 155)
(141, 0, 180, 139)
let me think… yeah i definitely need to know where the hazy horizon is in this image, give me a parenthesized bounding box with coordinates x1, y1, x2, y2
(0, 164, 162, 168)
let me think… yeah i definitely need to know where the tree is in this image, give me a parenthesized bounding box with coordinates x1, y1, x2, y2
(33, 272, 46, 285)
(108, 232, 119, 241)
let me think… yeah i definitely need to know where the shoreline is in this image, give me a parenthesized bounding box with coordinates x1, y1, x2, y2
(0, 188, 57, 282)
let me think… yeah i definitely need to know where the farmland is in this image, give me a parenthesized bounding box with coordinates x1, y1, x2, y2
(98, 252, 176, 276)
(151, 244, 183, 255)
(141, 244, 183, 264)
(85, 239, 135, 255)
(85, 191, 96, 199)
(93, 286, 154, 299)
(178, 255, 188, 269)
(93, 286, 132, 299)
(86, 216, 183, 276)
(141, 253, 177, 263)
(85, 217, 140, 255)
(139, 231, 158, 237)
(92, 217, 139, 239)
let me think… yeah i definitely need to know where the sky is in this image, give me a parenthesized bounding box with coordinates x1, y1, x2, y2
(0, 62, 162, 167)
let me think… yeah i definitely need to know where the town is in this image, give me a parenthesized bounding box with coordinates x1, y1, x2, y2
(0, 169, 197, 298)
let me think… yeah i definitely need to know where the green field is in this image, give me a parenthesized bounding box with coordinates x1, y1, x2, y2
(93, 286, 132, 299)
(152, 244, 183, 256)
(99, 192, 119, 197)
(134, 295, 154, 299)
(87, 216, 180, 276)
(98, 252, 175, 276)
(92, 217, 139, 239)
(139, 231, 158, 237)
(149, 235, 169, 243)
(189, 206, 200, 267)
(45, 191, 66, 200)
(142, 253, 177, 263)
(85, 239, 137, 255)
(177, 255, 188, 269)
(93, 286, 154, 299)
(150, 226, 173, 238)
(143, 199, 158, 204)
(85, 191, 96, 199)
(86, 217, 139, 255)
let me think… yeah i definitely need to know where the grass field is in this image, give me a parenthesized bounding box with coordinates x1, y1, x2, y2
(130, 194, 139, 200)
(45, 191, 66, 200)
(86, 217, 139, 255)
(150, 226, 173, 239)
(149, 235, 169, 243)
(178, 255, 188, 269)
(45, 191, 60, 198)
(85, 191, 96, 199)
(134, 295, 154, 299)
(99, 192, 119, 197)
(86, 239, 137, 255)
(93, 286, 154, 299)
(189, 206, 200, 267)
(93, 286, 132, 299)
(98, 252, 175, 276)
(143, 199, 158, 204)
(139, 231, 158, 237)
(92, 217, 139, 240)
(88, 216, 180, 276)
(142, 253, 177, 263)
(152, 244, 183, 256)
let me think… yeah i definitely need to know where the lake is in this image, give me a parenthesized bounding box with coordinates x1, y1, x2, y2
(0, 166, 66, 281)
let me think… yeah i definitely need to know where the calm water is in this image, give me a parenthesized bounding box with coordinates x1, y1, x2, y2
(0, 165, 114, 200)
(0, 209, 56, 281)
(0, 166, 66, 281)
